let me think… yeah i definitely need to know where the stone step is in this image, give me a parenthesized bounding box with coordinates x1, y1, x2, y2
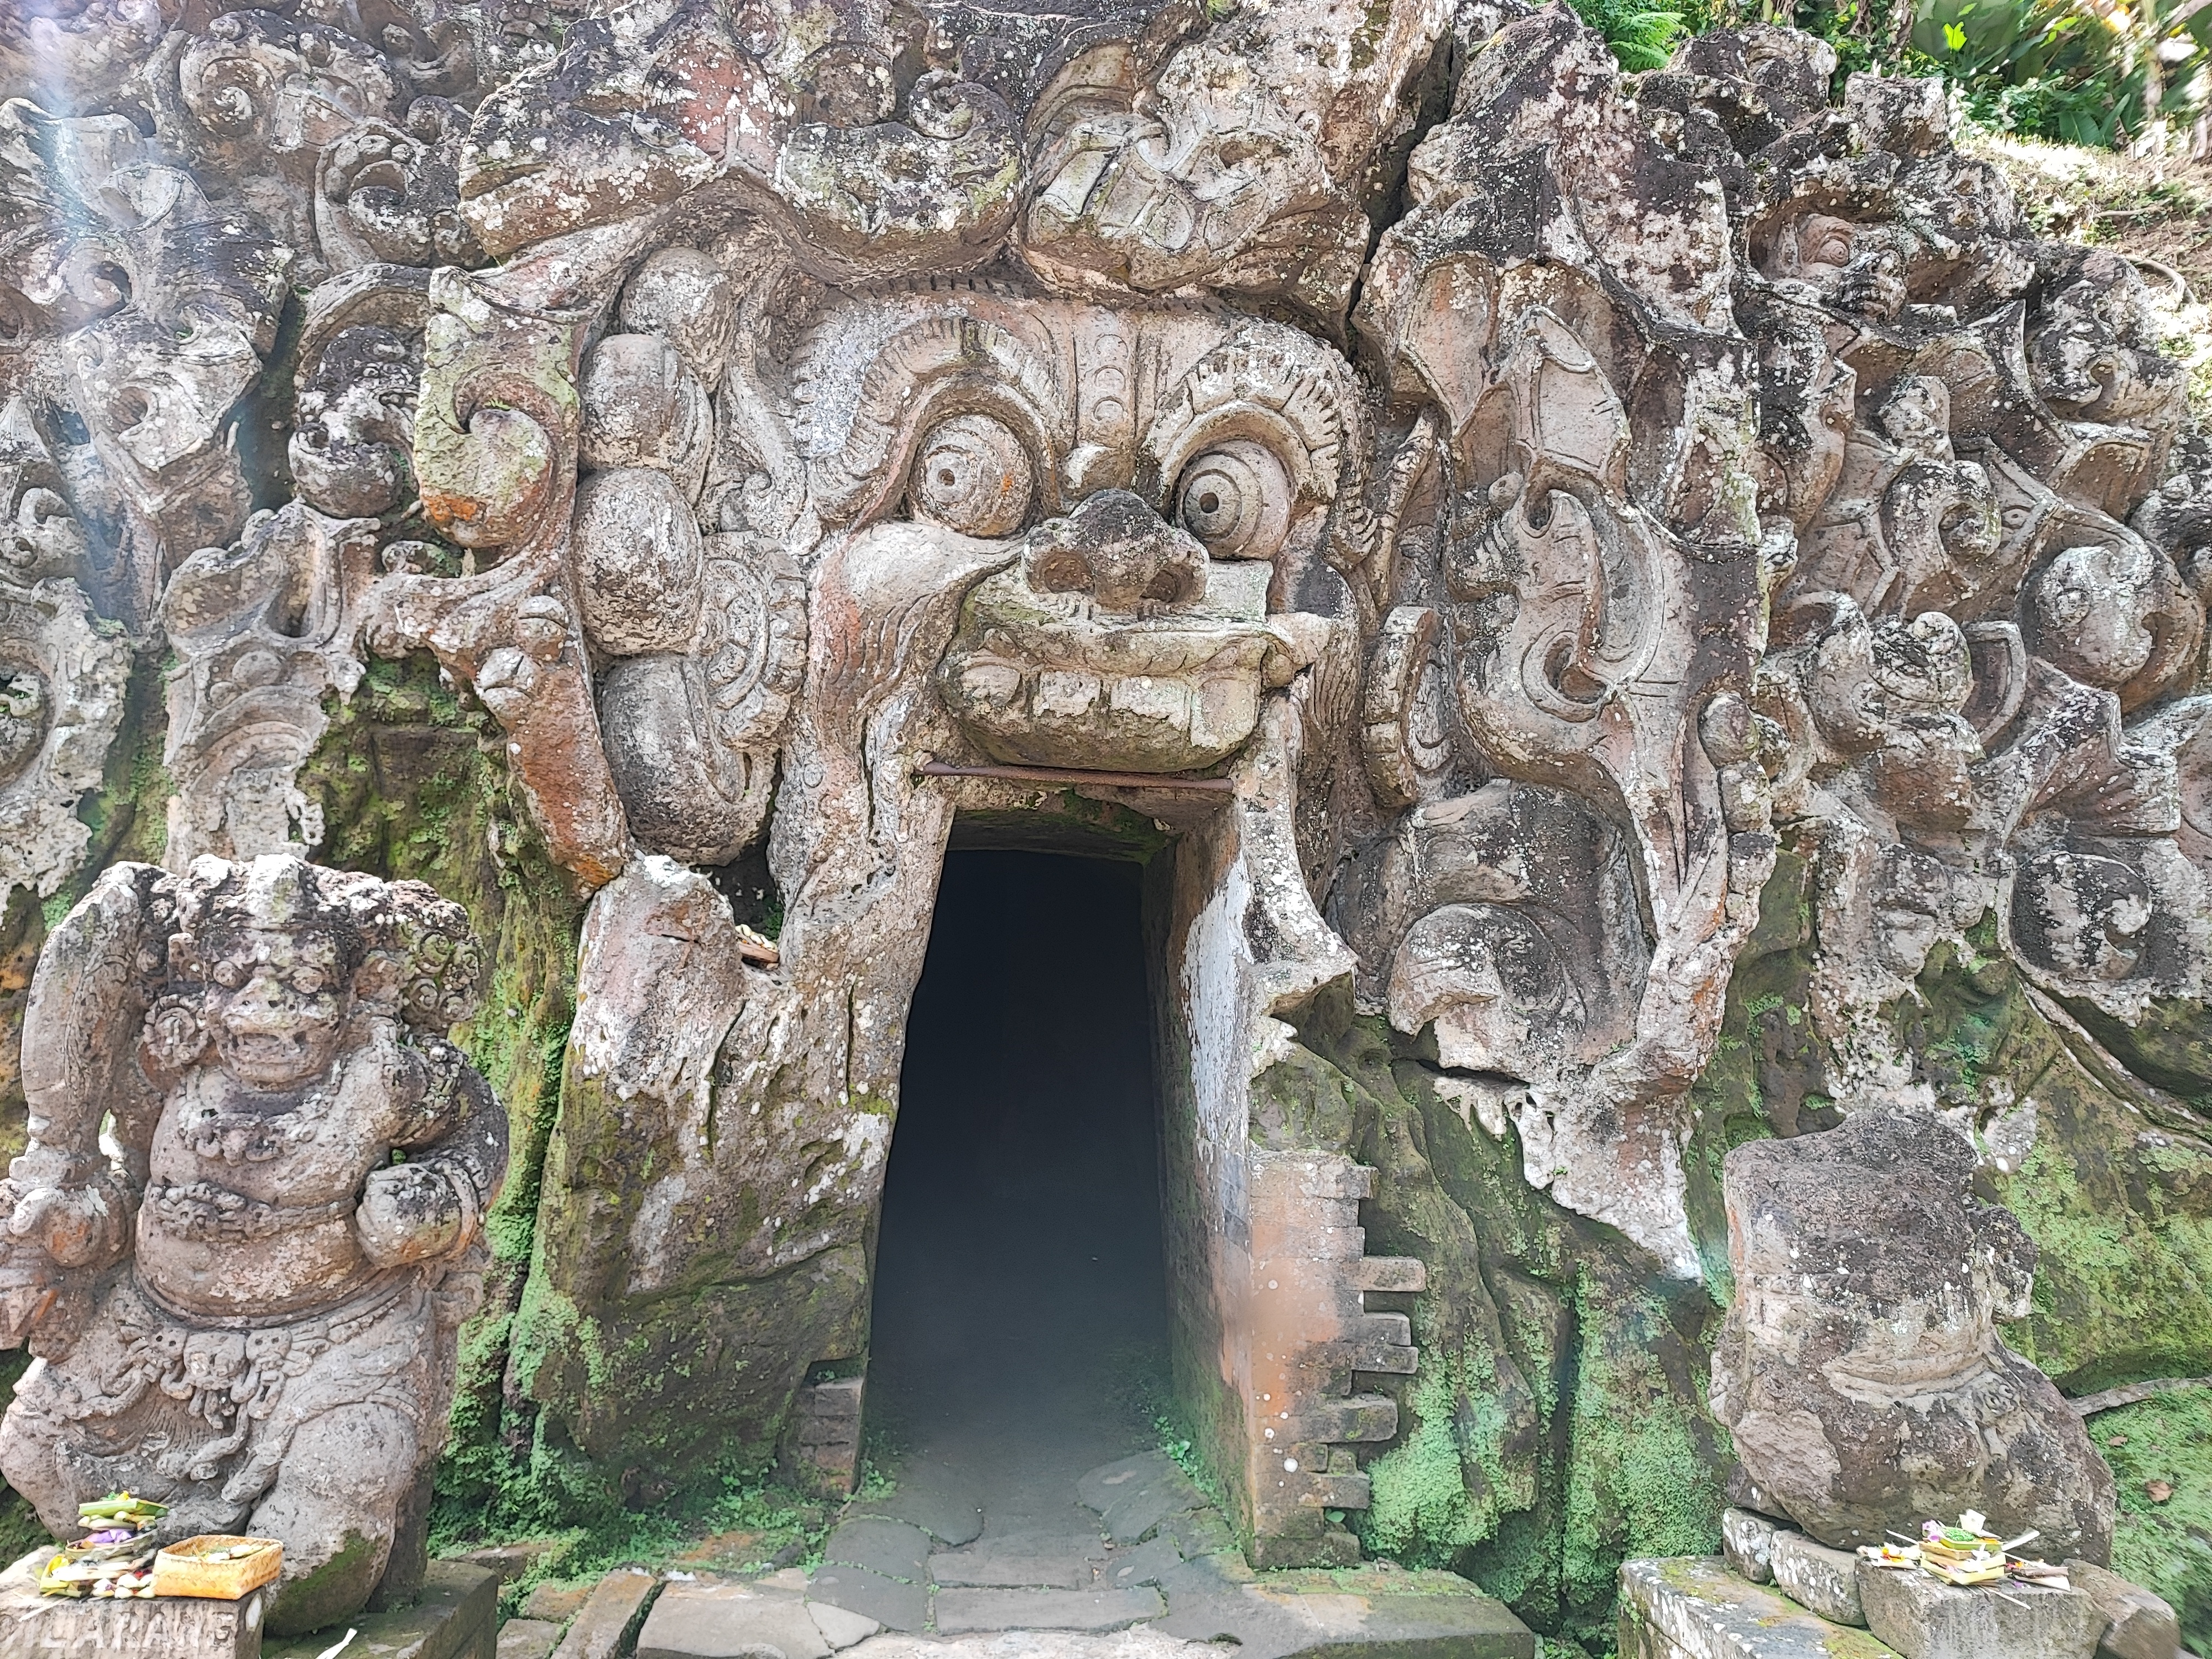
(636, 1582, 834, 1659)
(517, 1582, 593, 1624)
(1344, 1256, 1428, 1293)
(534, 1567, 659, 1659)
(928, 1542, 1092, 1589)
(262, 1561, 502, 1659)
(932, 1585, 1167, 1634)
(495, 1618, 562, 1659)
(1154, 1559, 1532, 1658)
(1620, 1556, 1900, 1659)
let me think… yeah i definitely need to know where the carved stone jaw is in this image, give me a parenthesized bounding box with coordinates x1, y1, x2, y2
(935, 491, 1303, 773)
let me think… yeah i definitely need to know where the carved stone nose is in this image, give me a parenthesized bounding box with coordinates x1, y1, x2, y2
(1023, 489, 1207, 614)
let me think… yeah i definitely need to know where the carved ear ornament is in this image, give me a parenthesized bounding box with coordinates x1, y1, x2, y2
(1504, 484, 1671, 725)
(138, 994, 211, 1084)
(411, 268, 586, 555)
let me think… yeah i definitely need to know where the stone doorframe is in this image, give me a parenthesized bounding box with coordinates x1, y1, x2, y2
(518, 591, 1420, 1563)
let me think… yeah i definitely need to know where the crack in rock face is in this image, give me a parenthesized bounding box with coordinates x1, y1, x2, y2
(0, 0, 2205, 1622)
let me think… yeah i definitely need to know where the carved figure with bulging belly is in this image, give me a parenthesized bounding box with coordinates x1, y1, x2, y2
(0, 854, 505, 1636)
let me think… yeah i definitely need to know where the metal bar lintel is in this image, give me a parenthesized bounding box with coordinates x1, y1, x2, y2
(919, 760, 1234, 793)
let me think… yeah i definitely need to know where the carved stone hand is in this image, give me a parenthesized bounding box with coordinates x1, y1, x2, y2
(354, 1162, 466, 1269)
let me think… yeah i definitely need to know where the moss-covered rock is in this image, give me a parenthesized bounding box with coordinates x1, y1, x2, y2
(1895, 941, 2212, 1393)
(2094, 1390, 2212, 1653)
(1273, 1001, 1729, 1653)
(294, 654, 585, 1543)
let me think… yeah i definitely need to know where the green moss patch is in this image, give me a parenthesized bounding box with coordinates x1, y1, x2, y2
(2094, 1390, 2212, 1652)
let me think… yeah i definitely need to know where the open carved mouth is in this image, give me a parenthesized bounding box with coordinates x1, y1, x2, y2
(936, 563, 1297, 775)
(218, 1029, 326, 1083)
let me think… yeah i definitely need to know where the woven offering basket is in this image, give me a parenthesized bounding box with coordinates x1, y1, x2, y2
(150, 1535, 283, 1599)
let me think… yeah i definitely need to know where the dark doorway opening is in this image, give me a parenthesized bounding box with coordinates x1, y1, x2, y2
(867, 849, 1168, 1512)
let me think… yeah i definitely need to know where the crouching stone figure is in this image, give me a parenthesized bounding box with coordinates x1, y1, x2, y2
(0, 855, 506, 1635)
(1710, 1110, 2114, 1563)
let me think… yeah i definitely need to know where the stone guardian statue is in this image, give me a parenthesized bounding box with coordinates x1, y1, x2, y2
(0, 855, 506, 1635)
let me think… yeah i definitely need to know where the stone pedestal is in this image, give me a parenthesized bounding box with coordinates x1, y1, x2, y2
(0, 1546, 272, 1659)
(1856, 1558, 2103, 1659)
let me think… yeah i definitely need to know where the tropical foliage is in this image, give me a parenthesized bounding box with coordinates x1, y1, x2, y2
(1567, 0, 2212, 153)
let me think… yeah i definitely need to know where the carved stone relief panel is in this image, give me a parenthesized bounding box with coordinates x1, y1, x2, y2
(2, 0, 2208, 1604)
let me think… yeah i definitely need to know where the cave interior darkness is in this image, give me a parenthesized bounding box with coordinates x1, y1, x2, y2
(865, 848, 1172, 1493)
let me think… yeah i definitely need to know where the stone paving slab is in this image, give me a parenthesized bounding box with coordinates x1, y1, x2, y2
(1076, 1453, 1207, 1545)
(848, 1477, 984, 1549)
(1619, 1558, 1898, 1659)
(635, 1581, 829, 1659)
(495, 1618, 562, 1659)
(810, 1564, 929, 1634)
(1103, 1536, 1184, 1590)
(931, 1587, 1166, 1634)
(264, 1561, 502, 1659)
(807, 1600, 883, 1651)
(823, 1520, 933, 1584)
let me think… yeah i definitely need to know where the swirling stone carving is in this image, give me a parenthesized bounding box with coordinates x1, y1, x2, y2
(9, 0, 2212, 1602)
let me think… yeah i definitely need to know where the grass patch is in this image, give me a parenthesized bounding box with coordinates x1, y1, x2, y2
(441, 1472, 836, 1619)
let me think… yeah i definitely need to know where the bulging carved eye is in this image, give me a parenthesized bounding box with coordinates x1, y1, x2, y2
(1175, 440, 1290, 560)
(907, 413, 1034, 538)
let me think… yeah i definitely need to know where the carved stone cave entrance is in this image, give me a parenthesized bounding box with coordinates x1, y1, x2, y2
(864, 846, 1170, 1506)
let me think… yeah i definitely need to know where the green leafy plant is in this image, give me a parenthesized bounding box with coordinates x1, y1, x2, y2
(1152, 1412, 1231, 1511)
(1573, 0, 1695, 67)
(1678, 0, 2210, 150)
